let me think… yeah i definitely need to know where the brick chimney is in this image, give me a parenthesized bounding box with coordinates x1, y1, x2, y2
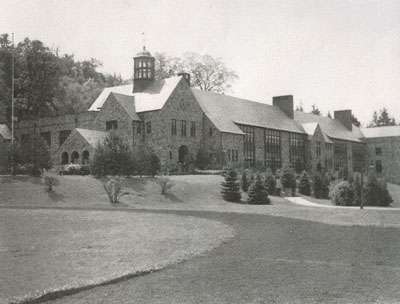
(273, 95, 294, 119)
(178, 72, 191, 87)
(334, 110, 352, 130)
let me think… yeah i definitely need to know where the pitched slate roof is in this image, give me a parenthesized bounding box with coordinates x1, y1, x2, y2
(89, 76, 182, 113)
(294, 111, 361, 142)
(75, 129, 108, 148)
(301, 123, 333, 143)
(108, 93, 141, 121)
(192, 89, 305, 135)
(0, 124, 12, 140)
(361, 125, 400, 138)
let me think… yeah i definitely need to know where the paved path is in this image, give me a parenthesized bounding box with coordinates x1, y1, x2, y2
(48, 209, 400, 304)
(287, 196, 400, 210)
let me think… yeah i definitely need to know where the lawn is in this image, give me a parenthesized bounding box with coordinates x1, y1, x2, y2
(0, 209, 234, 304)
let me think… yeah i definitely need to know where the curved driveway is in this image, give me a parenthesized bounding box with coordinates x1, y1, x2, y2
(50, 209, 400, 304)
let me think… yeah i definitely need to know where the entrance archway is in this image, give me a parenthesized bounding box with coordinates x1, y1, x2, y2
(61, 152, 69, 165)
(82, 150, 90, 164)
(71, 151, 79, 164)
(178, 145, 189, 164)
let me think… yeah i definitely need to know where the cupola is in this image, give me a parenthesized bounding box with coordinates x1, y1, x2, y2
(133, 46, 155, 93)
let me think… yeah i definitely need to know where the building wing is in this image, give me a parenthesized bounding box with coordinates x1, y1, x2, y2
(360, 126, 400, 138)
(192, 89, 305, 135)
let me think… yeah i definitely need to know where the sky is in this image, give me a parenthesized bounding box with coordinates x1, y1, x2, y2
(1, 0, 399, 126)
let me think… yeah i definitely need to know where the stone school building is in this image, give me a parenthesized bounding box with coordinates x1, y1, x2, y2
(2, 47, 400, 183)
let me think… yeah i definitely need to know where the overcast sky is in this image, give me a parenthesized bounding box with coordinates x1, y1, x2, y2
(1, 0, 399, 126)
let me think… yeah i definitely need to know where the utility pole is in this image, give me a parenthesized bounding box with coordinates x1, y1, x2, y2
(11, 33, 15, 175)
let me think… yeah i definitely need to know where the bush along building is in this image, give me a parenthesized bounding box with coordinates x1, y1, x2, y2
(3, 46, 399, 181)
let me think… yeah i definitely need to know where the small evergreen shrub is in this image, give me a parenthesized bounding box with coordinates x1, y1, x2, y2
(298, 171, 312, 196)
(155, 176, 174, 195)
(264, 172, 276, 196)
(330, 181, 355, 206)
(221, 169, 241, 202)
(247, 174, 270, 205)
(42, 171, 60, 192)
(241, 171, 249, 192)
(281, 166, 296, 196)
(312, 173, 330, 199)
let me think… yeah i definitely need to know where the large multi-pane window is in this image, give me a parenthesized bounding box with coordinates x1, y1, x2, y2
(352, 143, 364, 172)
(239, 124, 255, 167)
(316, 141, 321, 157)
(289, 133, 306, 169)
(171, 119, 177, 135)
(264, 129, 281, 170)
(334, 141, 347, 170)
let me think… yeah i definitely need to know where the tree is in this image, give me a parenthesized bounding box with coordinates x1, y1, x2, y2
(311, 104, 321, 116)
(295, 100, 304, 112)
(264, 170, 276, 196)
(90, 131, 133, 177)
(368, 108, 396, 127)
(352, 114, 361, 127)
(195, 148, 212, 170)
(221, 169, 241, 202)
(136, 146, 160, 177)
(241, 170, 249, 192)
(154, 52, 238, 93)
(327, 111, 332, 119)
(281, 166, 296, 196)
(298, 171, 312, 196)
(247, 174, 270, 204)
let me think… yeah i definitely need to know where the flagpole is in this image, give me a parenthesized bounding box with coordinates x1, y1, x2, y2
(11, 33, 15, 175)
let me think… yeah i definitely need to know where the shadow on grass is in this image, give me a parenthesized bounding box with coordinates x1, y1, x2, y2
(47, 190, 66, 203)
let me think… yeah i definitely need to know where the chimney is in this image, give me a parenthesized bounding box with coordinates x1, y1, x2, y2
(273, 95, 294, 119)
(334, 110, 352, 130)
(178, 72, 191, 87)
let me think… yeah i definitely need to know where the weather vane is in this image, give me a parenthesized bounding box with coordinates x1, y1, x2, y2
(142, 32, 146, 50)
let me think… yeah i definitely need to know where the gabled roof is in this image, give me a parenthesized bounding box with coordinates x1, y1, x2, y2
(361, 125, 400, 138)
(89, 76, 182, 113)
(294, 111, 361, 142)
(302, 122, 333, 143)
(0, 124, 12, 140)
(108, 93, 141, 121)
(192, 89, 305, 135)
(75, 129, 108, 148)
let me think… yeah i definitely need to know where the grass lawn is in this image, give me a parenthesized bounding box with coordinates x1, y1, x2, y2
(0, 209, 234, 304)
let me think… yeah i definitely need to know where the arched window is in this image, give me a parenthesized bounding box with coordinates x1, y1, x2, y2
(71, 151, 79, 164)
(82, 151, 90, 164)
(61, 152, 69, 165)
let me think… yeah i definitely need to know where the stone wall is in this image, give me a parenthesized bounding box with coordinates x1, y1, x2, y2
(365, 137, 400, 184)
(221, 132, 244, 167)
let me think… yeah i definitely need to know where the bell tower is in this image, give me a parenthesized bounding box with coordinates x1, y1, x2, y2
(133, 45, 155, 93)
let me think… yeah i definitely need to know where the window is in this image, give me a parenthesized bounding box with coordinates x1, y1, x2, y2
(59, 130, 71, 146)
(325, 157, 333, 169)
(227, 149, 231, 161)
(334, 141, 347, 170)
(41, 132, 51, 146)
(325, 143, 333, 150)
(171, 119, 177, 135)
(265, 129, 281, 170)
(375, 147, 382, 156)
(82, 151, 90, 164)
(71, 151, 79, 164)
(137, 122, 142, 134)
(146, 122, 151, 133)
(209, 127, 213, 137)
(190, 121, 196, 137)
(316, 141, 321, 157)
(289, 133, 306, 169)
(239, 124, 255, 167)
(352, 143, 364, 172)
(170, 151, 173, 159)
(376, 160, 383, 173)
(181, 120, 186, 137)
(106, 120, 118, 131)
(61, 152, 69, 165)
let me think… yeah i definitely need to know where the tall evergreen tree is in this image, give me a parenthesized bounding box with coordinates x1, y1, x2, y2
(247, 174, 270, 204)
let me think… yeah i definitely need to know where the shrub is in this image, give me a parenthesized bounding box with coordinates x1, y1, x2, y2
(330, 181, 355, 206)
(241, 171, 249, 192)
(298, 171, 312, 196)
(103, 178, 130, 203)
(350, 173, 362, 206)
(281, 166, 296, 195)
(247, 174, 270, 205)
(338, 166, 349, 181)
(364, 172, 393, 207)
(60, 164, 90, 175)
(312, 173, 330, 199)
(264, 171, 276, 196)
(195, 148, 212, 170)
(42, 171, 60, 192)
(221, 169, 241, 202)
(155, 176, 174, 195)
